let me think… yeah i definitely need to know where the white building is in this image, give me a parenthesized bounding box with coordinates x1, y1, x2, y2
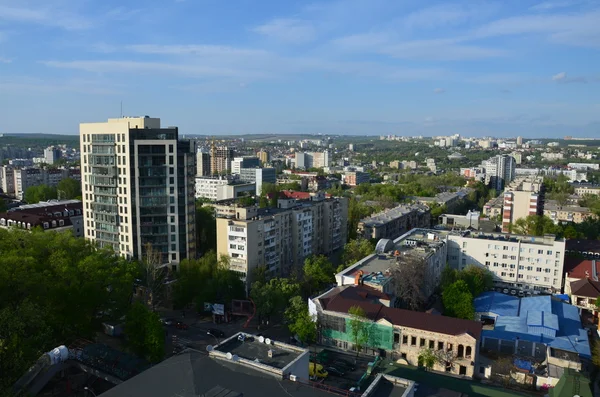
(482, 154, 516, 190)
(80, 116, 196, 266)
(195, 176, 233, 200)
(447, 232, 565, 293)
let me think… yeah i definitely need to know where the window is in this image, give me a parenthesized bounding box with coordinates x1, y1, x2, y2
(402, 335, 408, 344)
(394, 333, 400, 344)
(429, 340, 435, 349)
(502, 263, 507, 268)
(518, 274, 523, 279)
(501, 272, 507, 276)
(536, 267, 542, 272)
(485, 261, 490, 266)
(502, 254, 508, 259)
(420, 338, 425, 347)
(556, 252, 561, 258)
(503, 246, 508, 251)
(438, 341, 444, 350)
(462, 242, 467, 248)
(527, 266, 533, 271)
(547, 250, 552, 255)
(411, 336, 417, 346)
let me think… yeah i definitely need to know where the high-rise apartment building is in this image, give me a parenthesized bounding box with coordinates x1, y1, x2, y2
(295, 151, 330, 169)
(231, 157, 260, 175)
(210, 144, 234, 175)
(215, 192, 348, 286)
(80, 116, 196, 266)
(196, 151, 211, 176)
(483, 154, 516, 190)
(501, 176, 545, 233)
(239, 167, 276, 195)
(44, 146, 62, 165)
(0, 166, 15, 196)
(257, 150, 270, 165)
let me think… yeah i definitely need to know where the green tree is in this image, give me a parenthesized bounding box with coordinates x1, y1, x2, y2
(440, 265, 458, 291)
(563, 224, 580, 239)
(459, 265, 493, 297)
(442, 280, 475, 320)
(24, 184, 57, 203)
(348, 305, 370, 357)
(56, 177, 82, 200)
(418, 348, 437, 371)
(196, 204, 217, 254)
(341, 239, 375, 269)
(251, 278, 301, 323)
(124, 302, 165, 363)
(512, 215, 562, 236)
(285, 297, 317, 348)
(348, 198, 374, 240)
(303, 255, 335, 296)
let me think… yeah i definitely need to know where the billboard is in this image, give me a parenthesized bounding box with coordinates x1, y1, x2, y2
(204, 303, 225, 315)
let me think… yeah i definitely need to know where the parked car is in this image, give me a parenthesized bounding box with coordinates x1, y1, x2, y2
(161, 318, 174, 326)
(324, 366, 346, 377)
(208, 328, 225, 338)
(502, 288, 509, 294)
(510, 289, 517, 295)
(518, 291, 525, 297)
(332, 359, 355, 371)
(175, 321, 189, 330)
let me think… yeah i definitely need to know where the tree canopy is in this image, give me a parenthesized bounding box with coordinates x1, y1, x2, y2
(56, 177, 82, 200)
(250, 277, 300, 322)
(24, 184, 57, 204)
(0, 228, 138, 394)
(285, 296, 316, 346)
(125, 302, 165, 363)
(442, 280, 475, 320)
(348, 305, 370, 356)
(339, 239, 375, 272)
(195, 203, 217, 254)
(302, 255, 335, 296)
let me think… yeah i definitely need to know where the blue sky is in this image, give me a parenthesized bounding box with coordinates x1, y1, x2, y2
(0, 0, 599, 137)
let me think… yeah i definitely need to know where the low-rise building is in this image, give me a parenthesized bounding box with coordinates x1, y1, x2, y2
(572, 183, 600, 196)
(0, 199, 84, 236)
(195, 176, 235, 201)
(239, 167, 277, 196)
(563, 257, 599, 312)
(476, 293, 590, 374)
(544, 203, 594, 224)
(568, 162, 600, 171)
(311, 284, 482, 378)
(344, 171, 370, 187)
(482, 196, 504, 218)
(565, 239, 600, 259)
(413, 188, 472, 212)
(438, 211, 480, 230)
(357, 204, 431, 240)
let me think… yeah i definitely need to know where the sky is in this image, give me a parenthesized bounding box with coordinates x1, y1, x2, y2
(0, 0, 599, 137)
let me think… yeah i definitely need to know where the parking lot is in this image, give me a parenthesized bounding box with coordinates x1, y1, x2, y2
(311, 349, 377, 391)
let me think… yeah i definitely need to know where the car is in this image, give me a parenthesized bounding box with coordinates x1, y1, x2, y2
(331, 359, 355, 371)
(161, 318, 174, 326)
(510, 289, 517, 295)
(175, 321, 189, 330)
(324, 366, 346, 377)
(208, 328, 225, 338)
(309, 362, 328, 379)
(502, 288, 509, 294)
(518, 291, 525, 297)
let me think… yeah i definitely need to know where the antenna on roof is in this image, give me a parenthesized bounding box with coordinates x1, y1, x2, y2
(120, 100, 123, 118)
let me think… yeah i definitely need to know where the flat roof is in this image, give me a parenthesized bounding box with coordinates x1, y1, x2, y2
(215, 334, 303, 369)
(371, 379, 407, 397)
(360, 204, 428, 227)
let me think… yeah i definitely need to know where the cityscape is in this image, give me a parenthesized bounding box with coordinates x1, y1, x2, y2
(1, 1, 600, 397)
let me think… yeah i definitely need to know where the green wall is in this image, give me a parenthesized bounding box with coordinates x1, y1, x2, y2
(322, 319, 393, 351)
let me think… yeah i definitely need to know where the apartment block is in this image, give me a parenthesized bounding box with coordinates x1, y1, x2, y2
(257, 149, 270, 165)
(343, 171, 369, 187)
(311, 284, 482, 377)
(239, 167, 276, 196)
(295, 151, 330, 169)
(196, 151, 211, 176)
(544, 203, 594, 224)
(80, 116, 196, 265)
(195, 176, 234, 201)
(210, 145, 234, 175)
(447, 231, 566, 293)
(231, 157, 259, 175)
(572, 183, 600, 196)
(215, 193, 348, 285)
(501, 176, 545, 233)
(482, 154, 516, 190)
(0, 166, 15, 196)
(0, 199, 84, 236)
(357, 204, 431, 240)
(44, 146, 62, 165)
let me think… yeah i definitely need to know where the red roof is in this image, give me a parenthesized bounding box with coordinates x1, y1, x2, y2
(565, 257, 598, 280)
(279, 190, 331, 200)
(319, 286, 482, 339)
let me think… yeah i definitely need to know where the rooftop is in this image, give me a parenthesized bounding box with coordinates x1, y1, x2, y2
(564, 257, 597, 279)
(337, 229, 451, 287)
(99, 349, 335, 397)
(569, 278, 600, 298)
(462, 230, 563, 246)
(365, 374, 412, 397)
(214, 333, 304, 369)
(477, 294, 591, 359)
(474, 292, 520, 317)
(566, 239, 600, 254)
(359, 204, 429, 227)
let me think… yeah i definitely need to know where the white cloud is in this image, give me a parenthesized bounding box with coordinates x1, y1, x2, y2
(0, 4, 92, 30)
(433, 88, 445, 94)
(253, 18, 316, 44)
(402, 4, 496, 30)
(0, 57, 12, 63)
(529, 1, 576, 11)
(552, 72, 567, 81)
(127, 44, 269, 58)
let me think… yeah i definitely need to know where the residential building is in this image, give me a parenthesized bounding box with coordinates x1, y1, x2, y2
(357, 204, 430, 240)
(501, 176, 545, 233)
(572, 183, 600, 196)
(0, 199, 84, 237)
(231, 157, 260, 175)
(482, 196, 504, 218)
(425, 158, 437, 172)
(215, 193, 348, 285)
(413, 188, 472, 213)
(344, 171, 369, 187)
(335, 229, 449, 299)
(44, 146, 61, 165)
(0, 166, 15, 196)
(216, 182, 256, 201)
(447, 231, 566, 293)
(475, 293, 590, 374)
(14, 168, 45, 200)
(510, 152, 522, 165)
(482, 154, 516, 190)
(460, 167, 485, 182)
(564, 257, 599, 312)
(196, 151, 211, 176)
(541, 152, 564, 161)
(547, 167, 587, 182)
(568, 162, 599, 171)
(544, 203, 594, 224)
(389, 160, 401, 169)
(295, 151, 330, 169)
(239, 167, 277, 195)
(256, 149, 270, 165)
(210, 144, 234, 175)
(195, 176, 234, 201)
(516, 136, 523, 146)
(80, 116, 196, 266)
(311, 284, 482, 377)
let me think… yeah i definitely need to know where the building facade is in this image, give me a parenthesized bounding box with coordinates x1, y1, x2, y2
(483, 155, 516, 190)
(195, 176, 233, 201)
(447, 232, 565, 293)
(357, 204, 431, 240)
(215, 193, 348, 285)
(344, 171, 369, 187)
(0, 199, 84, 237)
(501, 176, 545, 233)
(231, 157, 260, 175)
(210, 145, 234, 175)
(196, 151, 211, 176)
(80, 116, 196, 266)
(239, 167, 276, 196)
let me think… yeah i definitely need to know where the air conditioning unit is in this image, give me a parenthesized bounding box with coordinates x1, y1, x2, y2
(290, 375, 297, 382)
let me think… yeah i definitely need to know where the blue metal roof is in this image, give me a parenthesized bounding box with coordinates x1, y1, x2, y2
(478, 293, 591, 359)
(474, 292, 520, 317)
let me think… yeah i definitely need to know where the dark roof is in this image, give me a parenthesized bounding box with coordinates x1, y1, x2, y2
(100, 350, 336, 397)
(319, 286, 482, 340)
(549, 368, 593, 397)
(566, 239, 600, 253)
(570, 279, 600, 298)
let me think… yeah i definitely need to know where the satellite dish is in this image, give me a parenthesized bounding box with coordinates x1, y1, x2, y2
(232, 354, 239, 362)
(265, 338, 272, 345)
(206, 345, 213, 352)
(226, 352, 233, 360)
(258, 336, 265, 343)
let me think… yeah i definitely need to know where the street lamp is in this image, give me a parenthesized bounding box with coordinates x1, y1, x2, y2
(83, 387, 97, 397)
